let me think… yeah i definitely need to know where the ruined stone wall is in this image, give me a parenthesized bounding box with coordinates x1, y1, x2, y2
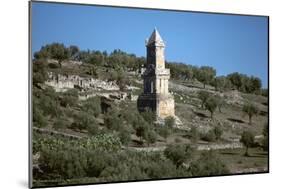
(45, 72, 119, 92)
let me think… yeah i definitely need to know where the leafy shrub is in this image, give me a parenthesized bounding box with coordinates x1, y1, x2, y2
(157, 125, 171, 141)
(34, 43, 70, 67)
(135, 123, 149, 143)
(197, 90, 210, 108)
(37, 89, 62, 118)
(33, 107, 47, 128)
(36, 134, 121, 180)
(48, 63, 60, 69)
(71, 112, 98, 132)
(242, 102, 259, 125)
(60, 89, 79, 108)
(104, 108, 123, 131)
(205, 97, 218, 118)
(240, 130, 255, 156)
(33, 60, 48, 84)
(146, 129, 157, 146)
(140, 109, 156, 125)
(165, 116, 175, 128)
(189, 150, 229, 176)
(82, 96, 101, 117)
(53, 118, 68, 130)
(118, 128, 131, 146)
(213, 126, 223, 141)
(164, 144, 194, 168)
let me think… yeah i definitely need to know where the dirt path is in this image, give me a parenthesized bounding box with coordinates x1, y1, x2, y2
(33, 127, 83, 139)
(127, 142, 243, 152)
(233, 167, 268, 174)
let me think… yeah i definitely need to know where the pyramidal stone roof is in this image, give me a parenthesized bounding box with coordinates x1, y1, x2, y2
(146, 28, 165, 47)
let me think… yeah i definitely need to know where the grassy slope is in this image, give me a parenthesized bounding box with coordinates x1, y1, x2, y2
(34, 64, 268, 182)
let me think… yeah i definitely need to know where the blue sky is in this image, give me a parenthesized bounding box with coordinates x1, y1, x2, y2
(31, 2, 268, 87)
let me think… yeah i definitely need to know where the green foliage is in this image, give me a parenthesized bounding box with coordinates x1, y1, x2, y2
(157, 125, 171, 141)
(34, 133, 122, 180)
(197, 66, 216, 88)
(215, 95, 224, 113)
(104, 108, 123, 131)
(227, 72, 262, 93)
(212, 76, 232, 92)
(87, 51, 105, 66)
(242, 102, 259, 125)
(118, 128, 131, 146)
(205, 97, 218, 118)
(240, 130, 255, 156)
(53, 118, 68, 130)
(164, 144, 194, 168)
(261, 88, 268, 97)
(48, 62, 60, 69)
(34, 43, 70, 66)
(84, 134, 123, 151)
(34, 43, 263, 95)
(189, 150, 229, 176)
(33, 60, 48, 85)
(107, 49, 141, 71)
(135, 123, 149, 143)
(165, 116, 175, 128)
(201, 129, 216, 142)
(146, 129, 157, 146)
(201, 126, 223, 142)
(71, 112, 98, 133)
(167, 63, 195, 81)
(115, 70, 131, 91)
(190, 126, 199, 143)
(68, 45, 80, 59)
(213, 126, 223, 141)
(197, 90, 210, 108)
(60, 89, 79, 108)
(34, 133, 122, 154)
(227, 72, 243, 90)
(120, 105, 139, 126)
(33, 107, 48, 128)
(35, 87, 62, 118)
(140, 109, 156, 125)
(82, 96, 101, 117)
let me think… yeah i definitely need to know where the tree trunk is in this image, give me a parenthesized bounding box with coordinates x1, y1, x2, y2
(245, 146, 249, 156)
(249, 115, 252, 125)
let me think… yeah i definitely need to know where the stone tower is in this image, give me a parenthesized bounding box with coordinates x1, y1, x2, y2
(137, 28, 175, 120)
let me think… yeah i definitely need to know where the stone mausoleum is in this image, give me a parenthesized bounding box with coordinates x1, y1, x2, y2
(137, 28, 175, 120)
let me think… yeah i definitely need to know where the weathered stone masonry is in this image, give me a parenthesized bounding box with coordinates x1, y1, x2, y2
(137, 28, 175, 119)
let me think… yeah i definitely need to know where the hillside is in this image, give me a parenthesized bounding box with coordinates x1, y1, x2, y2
(32, 44, 268, 187)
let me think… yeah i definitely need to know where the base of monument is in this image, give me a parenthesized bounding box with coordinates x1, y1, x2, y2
(137, 93, 175, 119)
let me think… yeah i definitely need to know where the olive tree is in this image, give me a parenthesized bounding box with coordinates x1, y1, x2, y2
(197, 90, 210, 109)
(164, 144, 194, 168)
(240, 130, 255, 156)
(205, 97, 218, 119)
(242, 103, 258, 125)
